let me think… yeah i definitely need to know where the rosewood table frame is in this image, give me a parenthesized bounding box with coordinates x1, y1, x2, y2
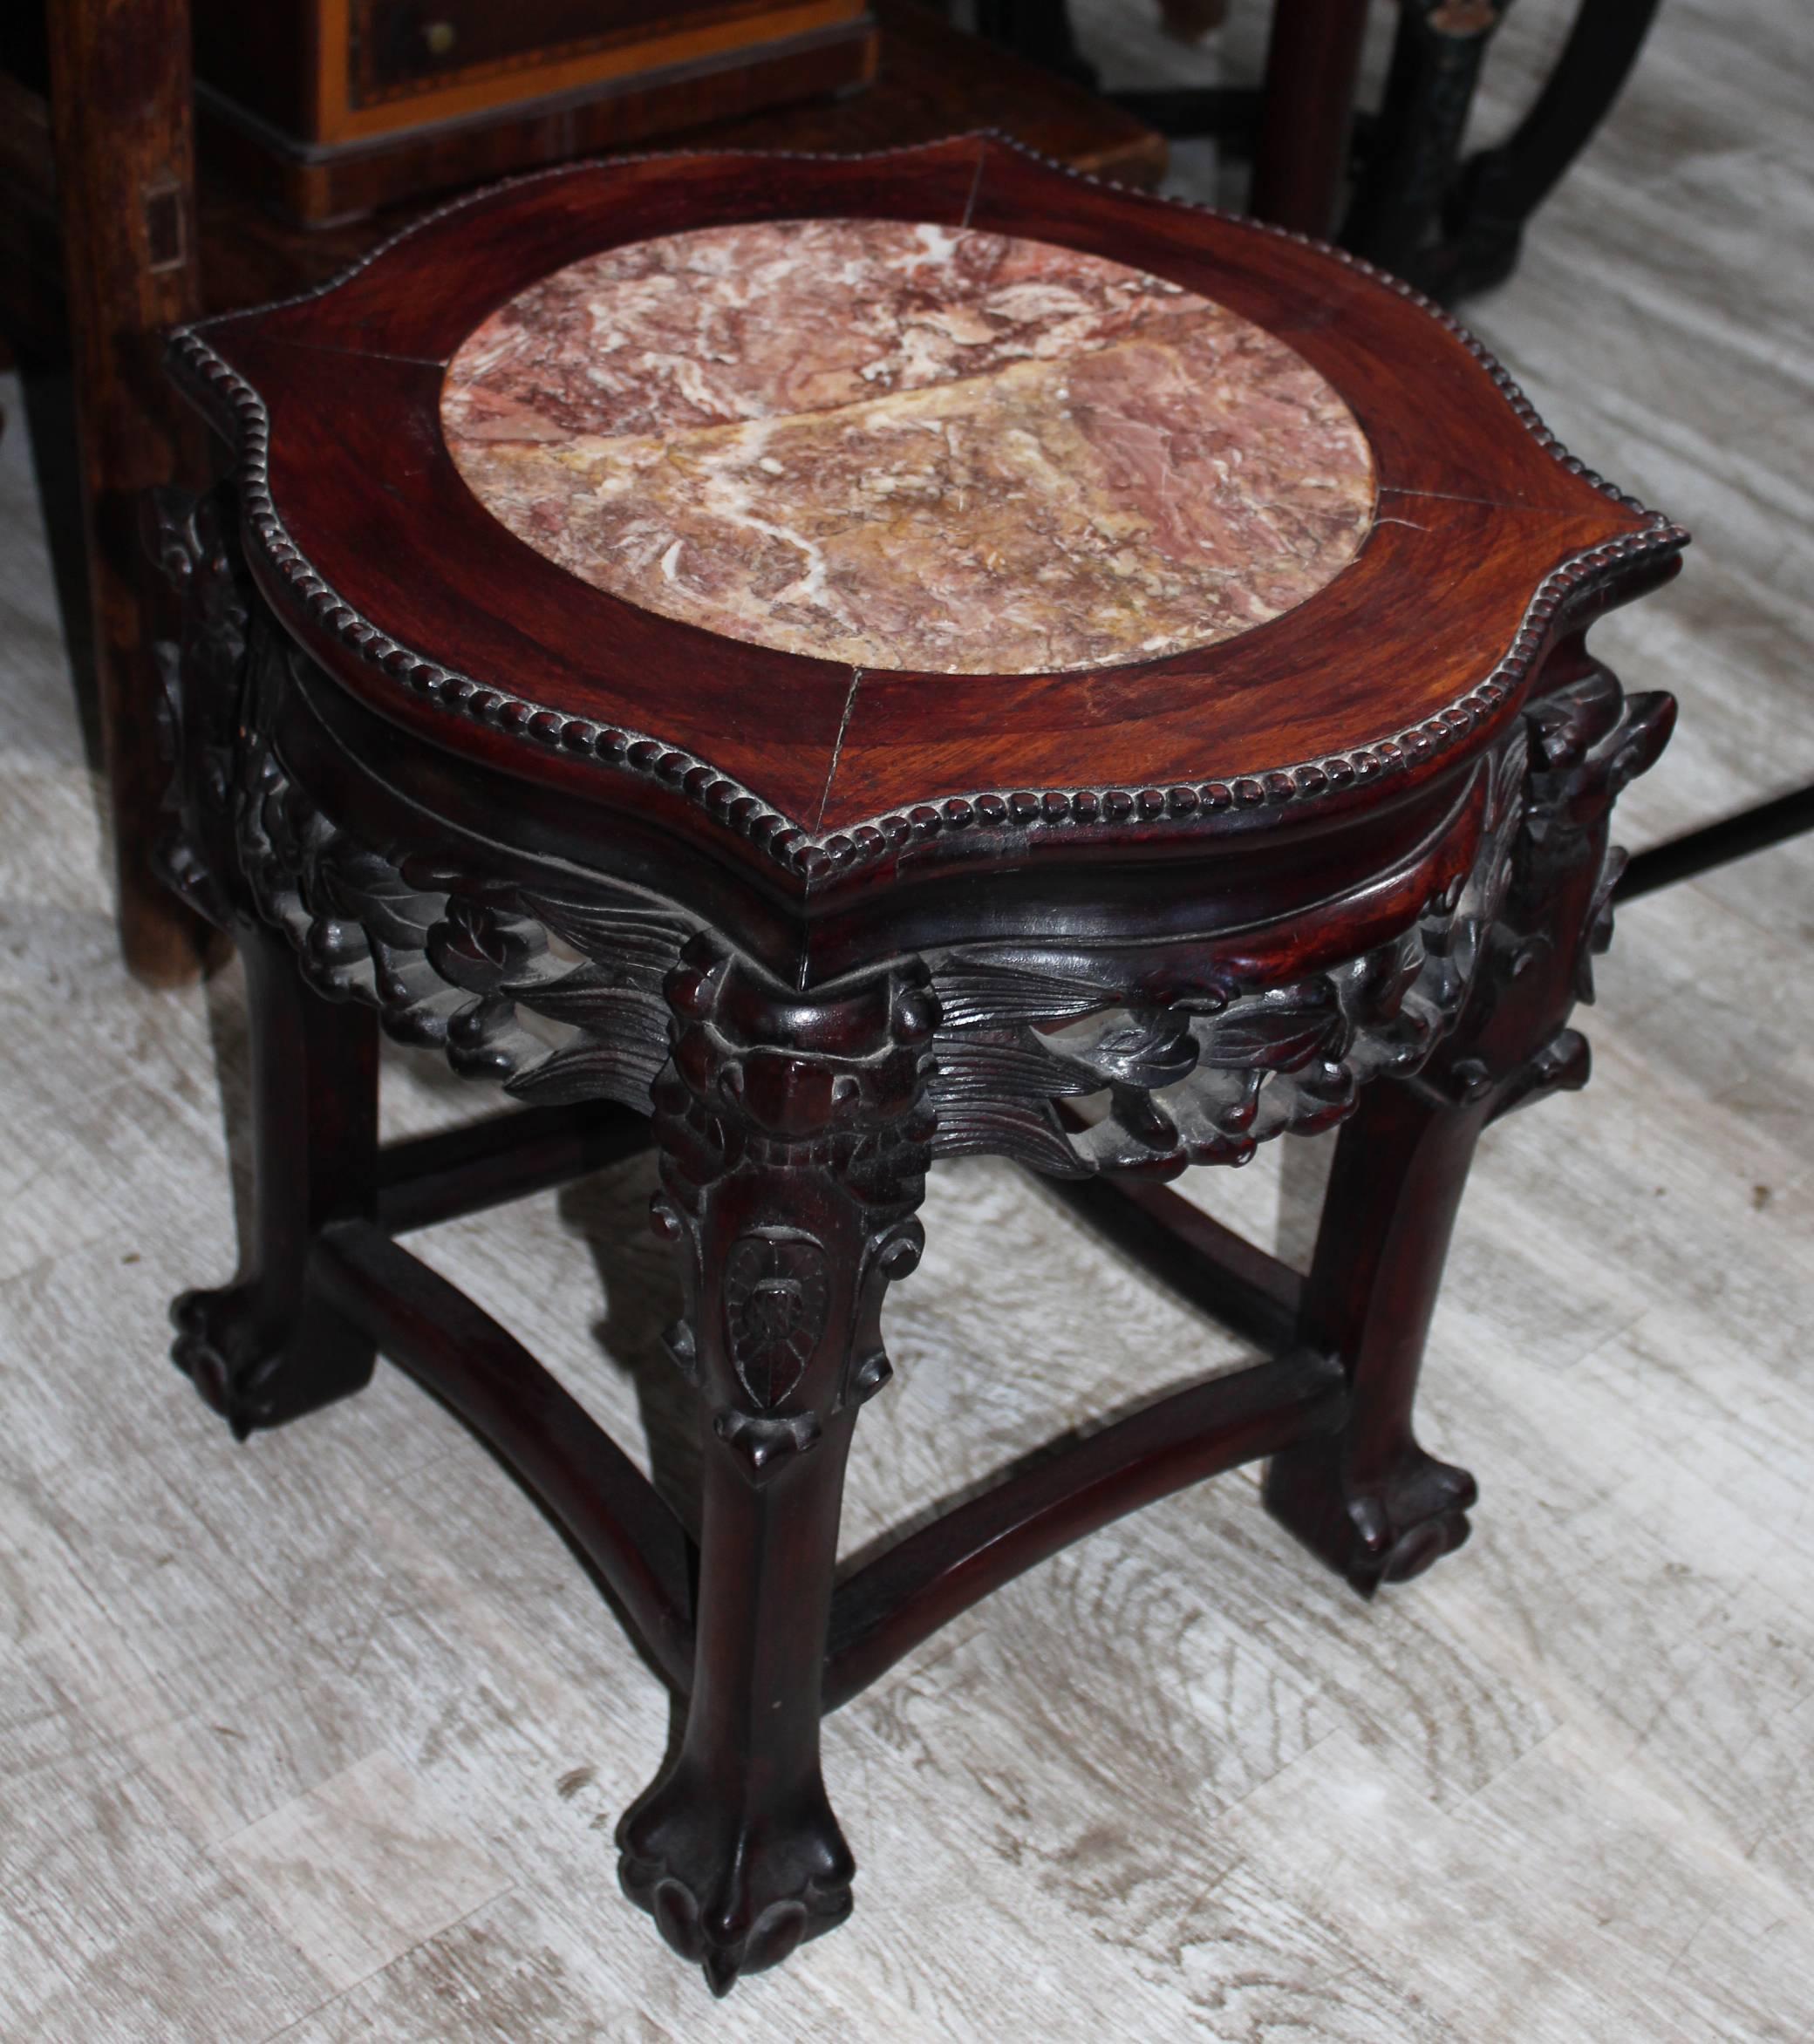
(151, 136, 1685, 1993)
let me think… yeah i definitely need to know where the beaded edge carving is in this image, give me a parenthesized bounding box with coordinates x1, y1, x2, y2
(167, 133, 1688, 886)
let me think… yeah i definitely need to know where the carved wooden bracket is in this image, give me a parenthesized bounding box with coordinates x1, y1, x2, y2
(155, 479, 1672, 1209)
(650, 938, 938, 1480)
(1426, 657, 1676, 1121)
(925, 731, 1529, 1178)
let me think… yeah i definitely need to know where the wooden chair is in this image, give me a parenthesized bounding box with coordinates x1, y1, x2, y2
(979, 0, 1668, 295)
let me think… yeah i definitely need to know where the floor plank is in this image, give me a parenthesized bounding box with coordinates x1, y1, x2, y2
(2, 0, 1811, 2031)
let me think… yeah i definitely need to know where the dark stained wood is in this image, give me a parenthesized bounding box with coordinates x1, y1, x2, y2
(2, 1, 1164, 987)
(1342, 0, 1505, 284)
(823, 1347, 1345, 1713)
(171, 922, 381, 1434)
(174, 135, 1680, 944)
(310, 1218, 697, 1695)
(184, 0, 1165, 323)
(1043, 1163, 1306, 1357)
(253, 621, 1499, 990)
(617, 937, 936, 1989)
(374, 1097, 653, 1235)
(1249, 0, 1369, 238)
(1418, 0, 1668, 299)
(152, 135, 1686, 1994)
(193, 0, 879, 227)
(969, 0, 1661, 309)
(0, 66, 54, 205)
(344, 0, 859, 110)
(187, 0, 872, 145)
(1266, 1081, 1490, 1594)
(688, 0, 1164, 187)
(621, 1409, 861, 1991)
(0, 71, 66, 371)
(1265, 653, 1676, 1591)
(44, 0, 216, 985)
(196, 28, 879, 229)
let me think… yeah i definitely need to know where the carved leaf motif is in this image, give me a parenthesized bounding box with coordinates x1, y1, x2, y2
(427, 903, 544, 991)
(1577, 845, 1626, 1002)
(910, 746, 1593, 1175)
(930, 1035, 1100, 1101)
(930, 1101, 1091, 1177)
(512, 965, 672, 1039)
(723, 1232, 832, 1409)
(346, 886, 443, 957)
(520, 894, 692, 978)
(1073, 1010, 1200, 1089)
(927, 1029, 1100, 1173)
(1342, 930, 1426, 1028)
(1104, 1086, 1181, 1155)
(1197, 985, 1345, 1072)
(505, 1032, 671, 1108)
(932, 962, 1110, 1030)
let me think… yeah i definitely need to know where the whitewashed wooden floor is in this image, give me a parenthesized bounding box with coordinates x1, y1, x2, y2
(3, 1, 1811, 2035)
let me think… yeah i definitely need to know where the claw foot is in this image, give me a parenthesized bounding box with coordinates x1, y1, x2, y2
(1264, 1440, 1476, 1598)
(617, 1766, 854, 1993)
(171, 1284, 283, 1440)
(170, 1281, 372, 1440)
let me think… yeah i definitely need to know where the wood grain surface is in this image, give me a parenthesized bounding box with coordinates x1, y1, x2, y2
(176, 131, 1673, 905)
(2, 0, 1811, 2033)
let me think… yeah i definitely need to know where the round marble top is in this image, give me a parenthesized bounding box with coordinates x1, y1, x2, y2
(440, 219, 1376, 677)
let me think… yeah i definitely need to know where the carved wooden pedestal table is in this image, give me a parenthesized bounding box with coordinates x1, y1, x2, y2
(156, 136, 1686, 1993)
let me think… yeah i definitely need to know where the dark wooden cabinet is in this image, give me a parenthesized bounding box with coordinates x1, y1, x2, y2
(351, 0, 811, 105)
(191, 0, 877, 223)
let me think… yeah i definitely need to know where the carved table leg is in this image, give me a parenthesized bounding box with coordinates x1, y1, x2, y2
(172, 921, 379, 1437)
(1267, 658, 1675, 1594)
(617, 937, 936, 1993)
(1263, 1082, 1487, 1593)
(619, 1409, 863, 1994)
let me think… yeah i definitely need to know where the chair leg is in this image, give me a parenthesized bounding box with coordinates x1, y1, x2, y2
(1250, 0, 1371, 239)
(1340, 0, 1503, 286)
(1263, 1085, 1487, 1595)
(172, 922, 379, 1438)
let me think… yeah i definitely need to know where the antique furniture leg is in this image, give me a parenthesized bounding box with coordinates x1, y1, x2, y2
(1433, 0, 1666, 300)
(1344, 0, 1666, 301)
(1341, 0, 1507, 287)
(153, 489, 381, 1434)
(1101, 0, 1368, 232)
(617, 939, 936, 1993)
(172, 921, 379, 1436)
(1263, 1080, 1488, 1592)
(1267, 654, 1677, 1591)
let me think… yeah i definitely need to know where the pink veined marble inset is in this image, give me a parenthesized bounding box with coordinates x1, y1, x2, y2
(440, 219, 1377, 677)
